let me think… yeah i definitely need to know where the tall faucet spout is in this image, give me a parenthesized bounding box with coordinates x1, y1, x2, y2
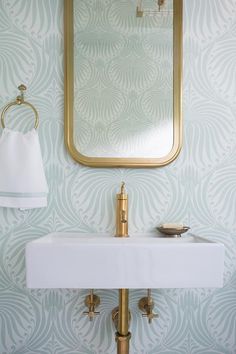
(115, 182, 129, 237)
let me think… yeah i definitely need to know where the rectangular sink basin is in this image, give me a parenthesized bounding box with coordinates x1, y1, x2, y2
(26, 233, 224, 289)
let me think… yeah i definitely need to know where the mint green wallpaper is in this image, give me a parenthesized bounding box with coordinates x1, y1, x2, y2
(0, 0, 236, 353)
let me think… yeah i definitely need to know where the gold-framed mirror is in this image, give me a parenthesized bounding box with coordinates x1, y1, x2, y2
(64, 0, 182, 167)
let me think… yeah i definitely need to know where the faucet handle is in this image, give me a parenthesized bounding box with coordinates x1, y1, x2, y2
(83, 309, 100, 321)
(121, 210, 127, 223)
(138, 289, 159, 324)
(83, 290, 100, 321)
(142, 310, 159, 324)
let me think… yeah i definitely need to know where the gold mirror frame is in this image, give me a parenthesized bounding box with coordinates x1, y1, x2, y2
(64, 0, 183, 167)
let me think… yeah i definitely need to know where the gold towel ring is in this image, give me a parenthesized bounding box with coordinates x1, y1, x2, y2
(1, 84, 39, 129)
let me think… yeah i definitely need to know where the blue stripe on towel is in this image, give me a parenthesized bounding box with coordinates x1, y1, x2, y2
(0, 191, 47, 198)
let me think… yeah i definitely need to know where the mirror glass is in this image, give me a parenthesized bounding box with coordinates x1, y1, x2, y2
(64, 0, 182, 167)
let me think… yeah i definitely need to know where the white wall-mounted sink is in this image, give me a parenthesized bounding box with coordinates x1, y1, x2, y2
(26, 233, 224, 289)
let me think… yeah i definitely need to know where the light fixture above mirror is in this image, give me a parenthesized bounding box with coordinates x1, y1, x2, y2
(136, 0, 173, 17)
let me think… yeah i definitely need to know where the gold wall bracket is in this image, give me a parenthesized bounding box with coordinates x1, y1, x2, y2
(16, 84, 27, 104)
(1, 84, 39, 129)
(83, 289, 100, 321)
(138, 289, 159, 324)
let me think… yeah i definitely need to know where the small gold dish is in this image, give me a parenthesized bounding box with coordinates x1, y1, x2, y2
(157, 226, 190, 237)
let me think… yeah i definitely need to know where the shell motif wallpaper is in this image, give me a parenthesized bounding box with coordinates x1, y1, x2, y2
(0, 0, 236, 353)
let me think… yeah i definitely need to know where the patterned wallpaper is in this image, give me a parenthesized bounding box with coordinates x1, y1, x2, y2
(0, 0, 236, 353)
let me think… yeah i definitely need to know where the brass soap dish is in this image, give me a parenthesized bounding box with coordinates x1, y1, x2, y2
(157, 225, 190, 237)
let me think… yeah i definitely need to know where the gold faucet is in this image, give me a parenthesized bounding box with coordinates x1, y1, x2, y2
(115, 182, 128, 237)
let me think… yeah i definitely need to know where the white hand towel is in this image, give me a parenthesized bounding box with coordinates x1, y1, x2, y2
(0, 128, 48, 208)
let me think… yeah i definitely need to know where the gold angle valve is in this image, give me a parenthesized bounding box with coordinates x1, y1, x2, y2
(138, 289, 159, 324)
(83, 289, 100, 321)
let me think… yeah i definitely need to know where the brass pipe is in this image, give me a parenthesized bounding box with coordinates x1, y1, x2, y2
(116, 335, 131, 354)
(115, 289, 131, 354)
(118, 289, 129, 334)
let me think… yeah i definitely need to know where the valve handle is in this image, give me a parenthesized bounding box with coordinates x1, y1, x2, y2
(138, 289, 159, 324)
(83, 290, 100, 321)
(142, 312, 159, 324)
(83, 310, 100, 321)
